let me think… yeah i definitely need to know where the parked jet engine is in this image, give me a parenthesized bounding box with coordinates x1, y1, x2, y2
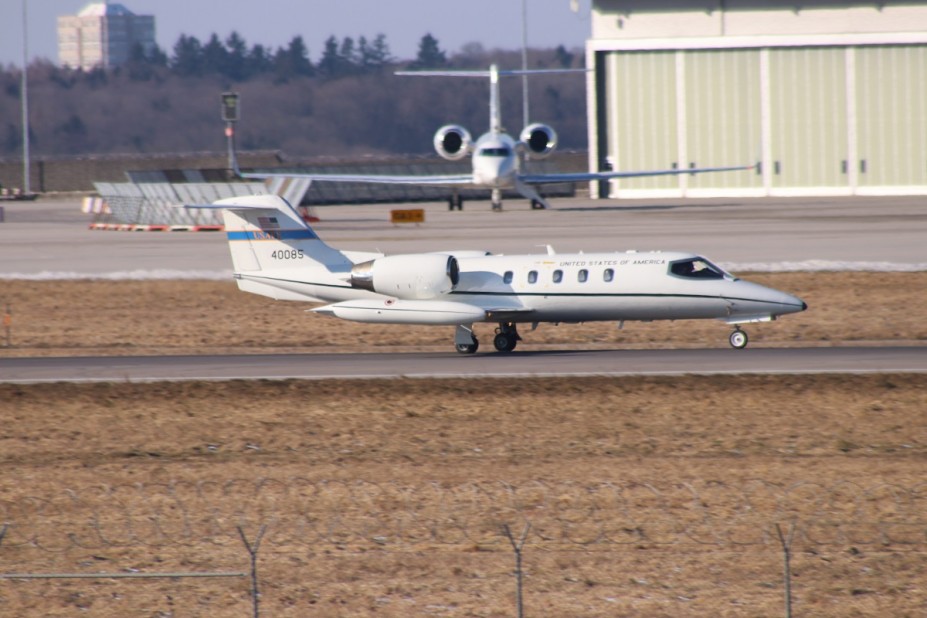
(350, 254, 460, 300)
(433, 125, 473, 161)
(519, 123, 558, 159)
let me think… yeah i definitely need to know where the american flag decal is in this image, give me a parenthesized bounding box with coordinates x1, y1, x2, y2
(257, 216, 280, 229)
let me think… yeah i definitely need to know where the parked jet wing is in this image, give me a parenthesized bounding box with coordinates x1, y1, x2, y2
(242, 171, 474, 187)
(518, 163, 755, 184)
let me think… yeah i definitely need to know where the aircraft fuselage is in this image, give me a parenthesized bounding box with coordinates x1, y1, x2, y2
(471, 133, 519, 189)
(242, 250, 805, 326)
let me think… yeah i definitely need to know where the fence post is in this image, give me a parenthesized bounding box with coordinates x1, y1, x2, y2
(237, 525, 267, 618)
(3, 303, 11, 347)
(502, 522, 531, 618)
(776, 521, 796, 618)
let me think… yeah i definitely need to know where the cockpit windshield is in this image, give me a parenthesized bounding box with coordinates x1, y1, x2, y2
(478, 147, 512, 157)
(669, 257, 729, 280)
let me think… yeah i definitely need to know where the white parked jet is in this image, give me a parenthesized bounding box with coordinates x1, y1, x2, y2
(191, 194, 806, 352)
(242, 64, 753, 211)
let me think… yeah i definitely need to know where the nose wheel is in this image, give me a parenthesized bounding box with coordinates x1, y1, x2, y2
(729, 328, 749, 349)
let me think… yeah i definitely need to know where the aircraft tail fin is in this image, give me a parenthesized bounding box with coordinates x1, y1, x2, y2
(186, 194, 351, 275)
(396, 65, 587, 135)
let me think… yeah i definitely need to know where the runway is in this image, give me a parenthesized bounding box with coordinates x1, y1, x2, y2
(2, 346, 925, 383)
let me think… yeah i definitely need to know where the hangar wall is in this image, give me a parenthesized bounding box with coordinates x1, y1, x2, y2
(587, 1, 927, 198)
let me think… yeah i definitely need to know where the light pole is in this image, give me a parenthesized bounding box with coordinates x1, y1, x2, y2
(521, 0, 529, 129)
(21, 0, 31, 194)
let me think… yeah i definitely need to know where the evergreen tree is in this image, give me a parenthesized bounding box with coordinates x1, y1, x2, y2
(126, 42, 155, 81)
(201, 33, 229, 75)
(317, 35, 340, 78)
(359, 34, 393, 72)
(274, 35, 314, 80)
(225, 32, 248, 80)
(339, 37, 358, 74)
(246, 43, 273, 76)
(412, 33, 446, 69)
(171, 35, 203, 76)
(555, 45, 575, 68)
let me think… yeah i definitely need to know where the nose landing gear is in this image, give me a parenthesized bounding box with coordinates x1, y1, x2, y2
(729, 327, 749, 349)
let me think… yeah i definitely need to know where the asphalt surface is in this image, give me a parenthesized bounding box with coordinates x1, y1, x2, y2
(2, 194, 926, 277)
(1, 347, 925, 383)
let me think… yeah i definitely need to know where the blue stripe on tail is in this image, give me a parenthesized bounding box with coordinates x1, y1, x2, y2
(227, 229, 319, 241)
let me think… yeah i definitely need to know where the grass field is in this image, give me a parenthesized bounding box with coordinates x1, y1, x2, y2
(1, 273, 926, 616)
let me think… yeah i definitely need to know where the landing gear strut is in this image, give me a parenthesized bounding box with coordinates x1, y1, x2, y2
(448, 192, 464, 211)
(491, 188, 503, 212)
(454, 324, 479, 354)
(728, 327, 749, 349)
(493, 322, 520, 353)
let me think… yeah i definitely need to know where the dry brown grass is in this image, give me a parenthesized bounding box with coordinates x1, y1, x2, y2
(1, 375, 926, 616)
(1, 274, 926, 616)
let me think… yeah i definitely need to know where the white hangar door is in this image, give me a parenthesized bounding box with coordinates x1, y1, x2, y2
(603, 51, 680, 197)
(854, 45, 927, 194)
(683, 50, 763, 196)
(767, 47, 850, 194)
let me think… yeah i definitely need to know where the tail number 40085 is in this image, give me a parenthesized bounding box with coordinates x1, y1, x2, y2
(271, 249, 304, 260)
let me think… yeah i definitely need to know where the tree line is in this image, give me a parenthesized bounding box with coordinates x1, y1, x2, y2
(127, 31, 570, 82)
(0, 33, 583, 159)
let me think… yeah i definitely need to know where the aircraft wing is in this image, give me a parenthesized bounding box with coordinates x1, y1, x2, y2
(519, 163, 755, 185)
(242, 171, 474, 188)
(484, 307, 536, 322)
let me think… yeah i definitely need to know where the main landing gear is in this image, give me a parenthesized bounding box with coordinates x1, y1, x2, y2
(728, 327, 749, 349)
(454, 323, 522, 354)
(493, 322, 520, 353)
(448, 192, 464, 211)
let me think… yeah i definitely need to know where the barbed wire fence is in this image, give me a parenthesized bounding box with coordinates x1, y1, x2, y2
(2, 478, 926, 616)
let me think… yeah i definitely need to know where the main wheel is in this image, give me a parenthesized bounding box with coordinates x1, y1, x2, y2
(729, 329, 748, 349)
(493, 332, 517, 352)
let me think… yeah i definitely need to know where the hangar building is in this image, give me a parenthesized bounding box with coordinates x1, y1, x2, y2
(585, 1, 927, 198)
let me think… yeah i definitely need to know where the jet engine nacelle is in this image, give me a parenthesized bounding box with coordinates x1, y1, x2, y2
(519, 123, 558, 159)
(433, 125, 473, 161)
(350, 254, 460, 300)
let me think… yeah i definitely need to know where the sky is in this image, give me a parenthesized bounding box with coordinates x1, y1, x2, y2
(1, 0, 591, 68)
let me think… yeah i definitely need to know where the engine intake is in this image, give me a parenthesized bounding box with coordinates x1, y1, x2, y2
(350, 254, 460, 300)
(433, 125, 473, 161)
(519, 123, 558, 159)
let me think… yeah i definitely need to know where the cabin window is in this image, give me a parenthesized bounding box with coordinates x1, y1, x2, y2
(603, 268, 614, 282)
(552, 269, 563, 283)
(669, 257, 726, 280)
(578, 269, 588, 283)
(503, 271, 513, 284)
(527, 270, 538, 284)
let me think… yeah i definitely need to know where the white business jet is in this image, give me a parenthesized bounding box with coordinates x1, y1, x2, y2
(242, 64, 753, 211)
(189, 194, 806, 352)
